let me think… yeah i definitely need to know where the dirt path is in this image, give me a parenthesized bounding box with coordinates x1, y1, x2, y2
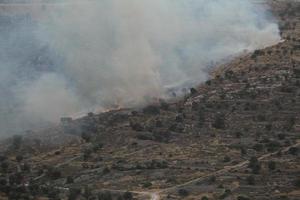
(146, 142, 300, 200)
(161, 142, 300, 194)
(35, 142, 300, 200)
(33, 154, 82, 181)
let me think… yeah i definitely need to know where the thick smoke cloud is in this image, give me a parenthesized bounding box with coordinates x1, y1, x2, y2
(0, 0, 280, 136)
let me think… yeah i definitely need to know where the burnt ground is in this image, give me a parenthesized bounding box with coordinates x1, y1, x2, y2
(0, 1, 300, 200)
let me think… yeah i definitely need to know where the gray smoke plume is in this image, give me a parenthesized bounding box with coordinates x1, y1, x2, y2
(0, 0, 280, 136)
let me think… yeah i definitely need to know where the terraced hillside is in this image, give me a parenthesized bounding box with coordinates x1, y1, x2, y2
(0, 0, 299, 200)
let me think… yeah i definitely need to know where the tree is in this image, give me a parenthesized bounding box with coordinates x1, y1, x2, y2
(213, 114, 225, 129)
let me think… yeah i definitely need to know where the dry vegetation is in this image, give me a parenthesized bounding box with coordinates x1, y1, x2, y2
(0, 0, 300, 200)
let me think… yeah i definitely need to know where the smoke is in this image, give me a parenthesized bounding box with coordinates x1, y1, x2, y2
(0, 0, 280, 135)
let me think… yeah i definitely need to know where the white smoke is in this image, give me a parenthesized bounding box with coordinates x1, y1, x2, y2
(0, 0, 280, 135)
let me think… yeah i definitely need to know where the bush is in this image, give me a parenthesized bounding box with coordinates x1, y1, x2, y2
(209, 176, 216, 183)
(277, 133, 286, 140)
(123, 191, 133, 200)
(21, 163, 31, 172)
(130, 122, 144, 131)
(102, 167, 110, 175)
(198, 111, 205, 128)
(142, 182, 152, 188)
(159, 99, 169, 110)
(251, 50, 265, 59)
(117, 195, 124, 200)
(136, 133, 153, 141)
(246, 175, 255, 185)
(178, 189, 189, 197)
(16, 155, 23, 163)
(294, 179, 300, 188)
(212, 114, 226, 129)
(92, 143, 103, 152)
(235, 131, 242, 138)
(237, 195, 250, 200)
(68, 188, 81, 200)
(143, 105, 160, 115)
(190, 88, 198, 95)
(47, 168, 62, 180)
(240, 147, 247, 155)
(219, 189, 231, 199)
(248, 157, 261, 174)
(81, 132, 92, 142)
(223, 156, 231, 163)
(0, 155, 7, 162)
(268, 161, 276, 171)
(1, 162, 9, 173)
(266, 141, 281, 152)
(253, 143, 264, 152)
(288, 147, 298, 155)
(66, 176, 74, 184)
(98, 192, 113, 200)
(265, 124, 272, 131)
(83, 148, 93, 161)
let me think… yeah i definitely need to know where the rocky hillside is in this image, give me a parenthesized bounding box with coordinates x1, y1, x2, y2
(0, 1, 299, 200)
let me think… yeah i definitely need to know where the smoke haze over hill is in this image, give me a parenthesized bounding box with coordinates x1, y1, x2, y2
(0, 0, 281, 136)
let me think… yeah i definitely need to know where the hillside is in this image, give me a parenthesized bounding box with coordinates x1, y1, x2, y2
(0, 1, 299, 200)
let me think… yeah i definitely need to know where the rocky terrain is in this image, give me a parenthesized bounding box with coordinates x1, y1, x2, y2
(0, 0, 299, 200)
